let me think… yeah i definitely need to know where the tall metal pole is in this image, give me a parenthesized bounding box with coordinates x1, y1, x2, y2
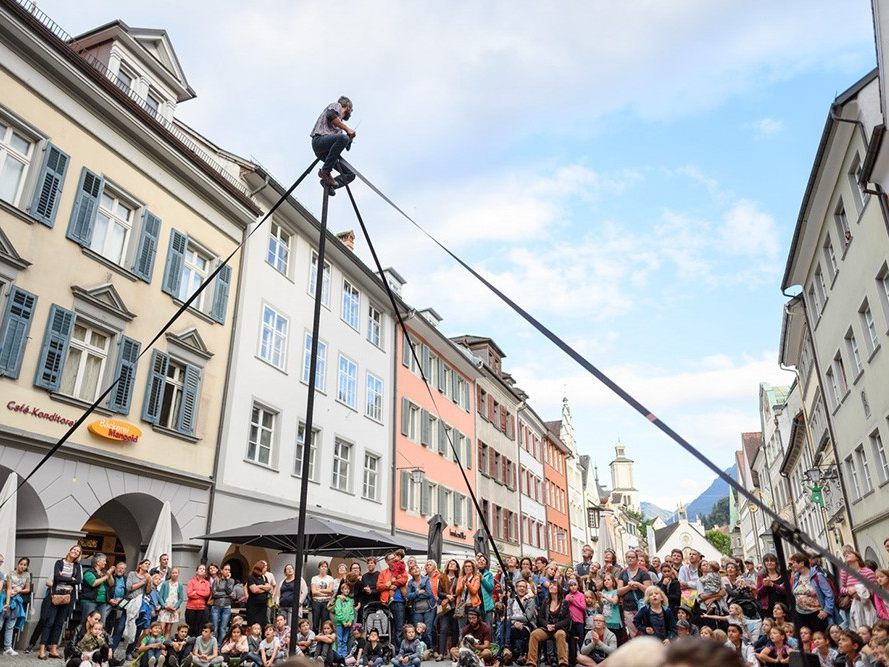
(290, 189, 329, 655)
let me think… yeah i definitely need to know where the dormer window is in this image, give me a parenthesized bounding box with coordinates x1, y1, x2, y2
(116, 63, 135, 94)
(146, 89, 162, 118)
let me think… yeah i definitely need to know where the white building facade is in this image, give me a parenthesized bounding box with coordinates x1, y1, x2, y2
(517, 406, 548, 560)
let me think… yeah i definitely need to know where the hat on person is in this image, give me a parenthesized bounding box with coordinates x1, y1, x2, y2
(466, 607, 480, 618)
(676, 620, 691, 630)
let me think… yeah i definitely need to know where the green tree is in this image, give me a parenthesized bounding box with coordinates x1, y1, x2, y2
(625, 507, 655, 539)
(705, 528, 731, 556)
(703, 496, 730, 530)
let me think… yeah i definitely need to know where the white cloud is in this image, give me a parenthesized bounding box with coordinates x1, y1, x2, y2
(750, 117, 786, 137)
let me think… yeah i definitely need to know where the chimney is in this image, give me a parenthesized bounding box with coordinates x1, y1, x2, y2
(383, 267, 406, 296)
(336, 230, 355, 251)
(419, 308, 442, 327)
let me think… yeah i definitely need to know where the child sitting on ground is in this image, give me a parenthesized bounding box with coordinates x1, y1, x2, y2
(414, 622, 432, 662)
(165, 624, 194, 667)
(343, 624, 365, 666)
(139, 622, 168, 667)
(393, 624, 421, 667)
(76, 619, 112, 667)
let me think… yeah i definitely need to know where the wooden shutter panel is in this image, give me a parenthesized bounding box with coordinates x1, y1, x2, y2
(477, 443, 484, 470)
(210, 262, 232, 323)
(401, 397, 411, 436)
(464, 434, 471, 469)
(454, 494, 463, 526)
(420, 409, 430, 446)
(421, 344, 431, 379)
(0, 287, 37, 378)
(141, 350, 169, 424)
(437, 420, 447, 455)
(30, 143, 69, 227)
(477, 386, 484, 418)
(177, 364, 202, 435)
(449, 371, 458, 402)
(401, 330, 411, 367)
(421, 480, 431, 516)
(65, 168, 103, 246)
(488, 396, 495, 421)
(133, 210, 161, 281)
(506, 414, 515, 440)
(161, 229, 187, 296)
(438, 486, 448, 522)
(400, 470, 410, 510)
(34, 305, 75, 390)
(107, 336, 140, 414)
(436, 358, 446, 392)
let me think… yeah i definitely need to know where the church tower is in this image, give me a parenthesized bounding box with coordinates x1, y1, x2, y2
(609, 441, 639, 510)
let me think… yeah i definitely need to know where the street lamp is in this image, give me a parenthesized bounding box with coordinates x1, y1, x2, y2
(587, 505, 600, 530)
(397, 467, 425, 484)
(802, 466, 838, 485)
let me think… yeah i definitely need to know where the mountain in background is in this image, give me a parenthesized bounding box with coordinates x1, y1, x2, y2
(640, 501, 673, 522)
(685, 464, 737, 524)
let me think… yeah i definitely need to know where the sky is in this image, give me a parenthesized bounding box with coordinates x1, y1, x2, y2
(41, 0, 878, 512)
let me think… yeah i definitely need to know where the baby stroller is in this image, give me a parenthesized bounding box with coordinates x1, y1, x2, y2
(361, 603, 395, 660)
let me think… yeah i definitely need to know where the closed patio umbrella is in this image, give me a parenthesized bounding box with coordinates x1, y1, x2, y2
(472, 528, 490, 562)
(0, 472, 17, 566)
(144, 501, 172, 569)
(427, 514, 446, 565)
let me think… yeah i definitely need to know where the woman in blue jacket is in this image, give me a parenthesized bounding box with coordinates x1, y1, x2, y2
(789, 552, 834, 634)
(476, 554, 495, 625)
(406, 565, 434, 649)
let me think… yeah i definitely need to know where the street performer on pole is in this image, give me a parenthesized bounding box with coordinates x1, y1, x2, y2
(311, 96, 356, 196)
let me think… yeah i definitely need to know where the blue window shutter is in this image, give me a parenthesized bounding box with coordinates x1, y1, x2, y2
(30, 143, 69, 227)
(133, 210, 161, 282)
(177, 363, 202, 435)
(463, 433, 471, 469)
(400, 397, 410, 436)
(34, 305, 75, 391)
(141, 350, 168, 424)
(161, 229, 187, 297)
(107, 336, 140, 414)
(0, 287, 38, 378)
(210, 262, 232, 323)
(65, 168, 103, 246)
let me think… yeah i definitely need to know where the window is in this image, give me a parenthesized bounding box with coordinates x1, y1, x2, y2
(856, 445, 873, 494)
(247, 404, 276, 466)
(301, 333, 327, 391)
(308, 251, 331, 306)
(367, 305, 383, 348)
(848, 153, 864, 211)
(267, 222, 291, 275)
(0, 119, 34, 206)
(835, 199, 851, 248)
(145, 90, 161, 118)
(365, 372, 384, 422)
(259, 305, 289, 369)
(878, 265, 889, 324)
(832, 352, 848, 401)
(845, 328, 862, 376)
(332, 438, 352, 491)
(860, 302, 879, 353)
(89, 189, 135, 265)
(140, 351, 203, 436)
(337, 354, 358, 408)
(341, 280, 360, 330)
(116, 64, 134, 93)
(846, 456, 861, 502)
(871, 429, 888, 485)
(407, 402, 421, 440)
(363, 453, 380, 500)
(823, 236, 838, 280)
(178, 242, 211, 311)
(807, 284, 821, 314)
(294, 422, 319, 481)
(59, 322, 110, 401)
(814, 267, 828, 306)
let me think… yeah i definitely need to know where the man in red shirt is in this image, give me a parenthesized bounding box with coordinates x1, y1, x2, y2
(450, 608, 494, 664)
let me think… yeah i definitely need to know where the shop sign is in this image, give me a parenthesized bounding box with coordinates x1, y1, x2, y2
(448, 529, 466, 539)
(6, 400, 75, 427)
(88, 419, 142, 443)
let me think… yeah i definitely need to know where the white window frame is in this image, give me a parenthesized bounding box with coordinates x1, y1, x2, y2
(367, 304, 383, 348)
(878, 264, 889, 325)
(341, 280, 360, 331)
(116, 63, 135, 93)
(332, 437, 352, 492)
(408, 402, 421, 441)
(337, 353, 358, 409)
(871, 428, 888, 485)
(365, 372, 384, 422)
(267, 221, 291, 275)
(294, 421, 320, 482)
(823, 236, 838, 281)
(860, 301, 880, 354)
(856, 444, 874, 494)
(259, 304, 289, 370)
(158, 357, 186, 430)
(846, 456, 861, 502)
(0, 117, 35, 208)
(178, 240, 212, 312)
(835, 199, 852, 249)
(832, 352, 848, 400)
(362, 452, 380, 501)
(301, 333, 327, 392)
(59, 320, 111, 402)
(848, 152, 864, 212)
(845, 328, 863, 376)
(90, 186, 137, 266)
(814, 266, 828, 306)
(246, 403, 276, 467)
(308, 250, 331, 306)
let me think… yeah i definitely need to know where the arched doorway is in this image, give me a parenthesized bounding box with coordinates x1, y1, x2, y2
(78, 493, 183, 566)
(865, 546, 880, 567)
(0, 466, 49, 559)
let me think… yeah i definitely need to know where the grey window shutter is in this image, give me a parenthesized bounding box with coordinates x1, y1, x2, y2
(420, 409, 430, 446)
(210, 263, 232, 323)
(421, 344, 430, 379)
(437, 359, 446, 392)
(421, 480, 431, 516)
(177, 363, 202, 435)
(401, 331, 411, 367)
(30, 143, 69, 227)
(437, 420, 447, 455)
(161, 229, 188, 297)
(400, 470, 410, 510)
(66, 168, 103, 246)
(0, 287, 37, 378)
(401, 397, 411, 436)
(133, 210, 161, 282)
(107, 336, 141, 414)
(463, 433, 472, 469)
(34, 304, 75, 391)
(455, 494, 463, 526)
(141, 350, 169, 424)
(437, 486, 447, 522)
(450, 372, 459, 402)
(468, 501, 474, 530)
